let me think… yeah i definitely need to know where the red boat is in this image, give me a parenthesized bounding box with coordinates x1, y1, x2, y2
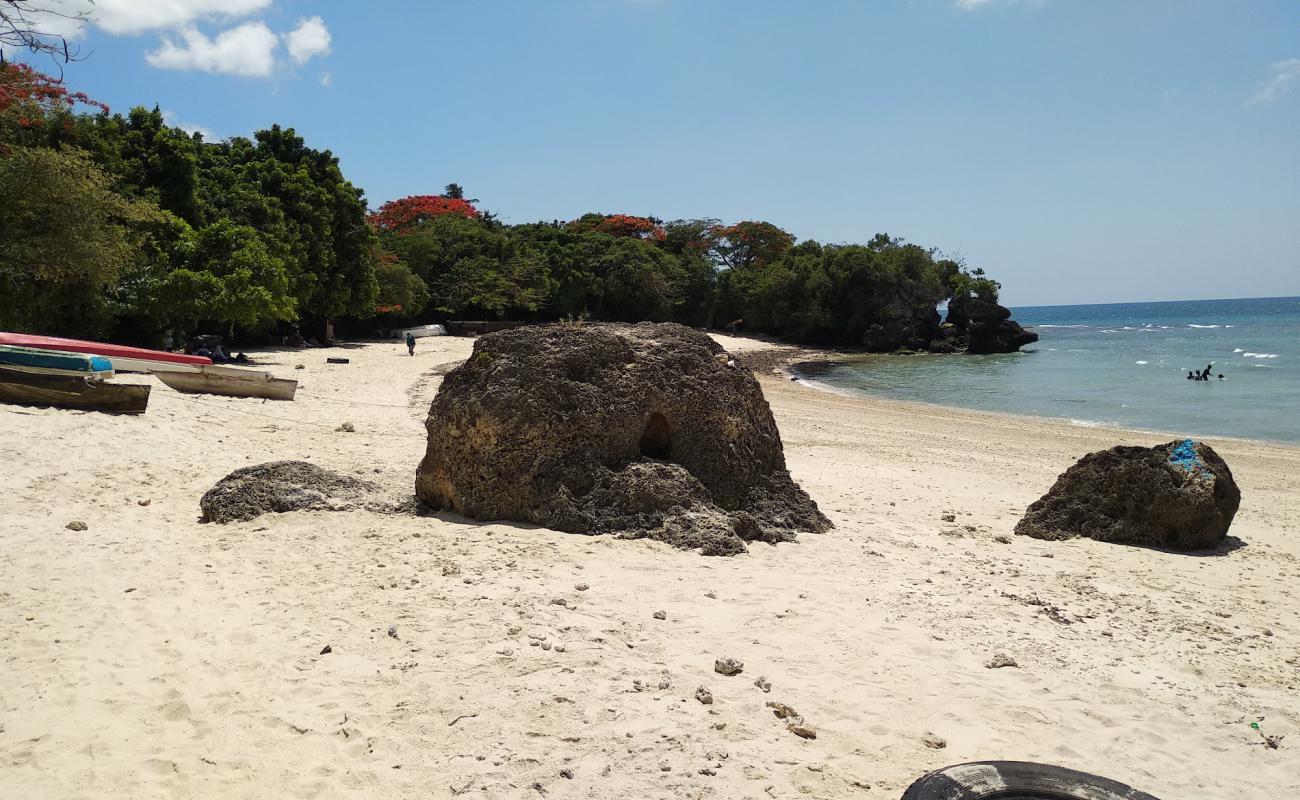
(0, 332, 212, 373)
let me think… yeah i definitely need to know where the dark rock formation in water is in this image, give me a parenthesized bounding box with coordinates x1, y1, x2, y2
(850, 293, 1036, 355)
(1014, 439, 1241, 550)
(200, 460, 378, 523)
(862, 299, 942, 353)
(941, 296, 1039, 355)
(415, 322, 830, 555)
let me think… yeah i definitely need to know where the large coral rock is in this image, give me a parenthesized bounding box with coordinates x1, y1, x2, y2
(201, 460, 378, 523)
(945, 296, 1039, 354)
(415, 323, 829, 555)
(1014, 440, 1241, 550)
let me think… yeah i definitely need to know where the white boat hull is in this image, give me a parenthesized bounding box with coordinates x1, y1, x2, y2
(153, 366, 297, 401)
(400, 324, 446, 339)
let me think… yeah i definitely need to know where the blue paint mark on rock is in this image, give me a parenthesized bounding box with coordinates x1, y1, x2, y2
(1168, 439, 1202, 472)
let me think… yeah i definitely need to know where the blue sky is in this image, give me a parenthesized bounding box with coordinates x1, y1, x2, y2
(14, 0, 1300, 306)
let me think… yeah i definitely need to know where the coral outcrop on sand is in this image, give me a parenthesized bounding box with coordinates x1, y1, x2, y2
(200, 460, 378, 523)
(415, 323, 829, 555)
(1014, 439, 1241, 550)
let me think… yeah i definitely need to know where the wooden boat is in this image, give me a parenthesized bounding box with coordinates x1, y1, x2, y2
(0, 332, 211, 373)
(0, 344, 114, 378)
(152, 364, 297, 401)
(0, 367, 150, 414)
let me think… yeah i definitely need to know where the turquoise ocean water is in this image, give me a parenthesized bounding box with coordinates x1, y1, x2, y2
(797, 296, 1300, 444)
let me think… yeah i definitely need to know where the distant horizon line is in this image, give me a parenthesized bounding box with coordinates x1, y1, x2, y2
(1010, 294, 1300, 310)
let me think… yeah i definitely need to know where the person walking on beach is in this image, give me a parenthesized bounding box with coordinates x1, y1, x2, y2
(406, 332, 416, 356)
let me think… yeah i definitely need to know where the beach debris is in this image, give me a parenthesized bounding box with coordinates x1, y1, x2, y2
(695, 686, 714, 705)
(336, 422, 355, 433)
(705, 590, 717, 599)
(65, 520, 87, 531)
(199, 461, 380, 523)
(1015, 439, 1241, 550)
(1250, 722, 1284, 749)
(387, 625, 399, 639)
(993, 534, 1012, 544)
(294, 364, 305, 370)
(986, 653, 1018, 669)
(326, 357, 349, 364)
(941, 512, 956, 522)
(766, 701, 798, 720)
(699, 768, 716, 776)
(754, 676, 772, 693)
(714, 656, 744, 676)
(560, 769, 573, 779)
(137, 498, 151, 507)
(550, 597, 568, 607)
(574, 582, 589, 591)
(652, 610, 666, 620)
(319, 644, 332, 655)
(922, 733, 948, 749)
(414, 323, 829, 556)
(788, 721, 817, 739)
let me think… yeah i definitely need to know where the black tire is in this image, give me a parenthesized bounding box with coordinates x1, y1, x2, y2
(900, 761, 1162, 800)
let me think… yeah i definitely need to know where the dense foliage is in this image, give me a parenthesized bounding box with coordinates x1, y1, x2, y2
(1, 63, 376, 341)
(373, 211, 1001, 347)
(3, 64, 1005, 349)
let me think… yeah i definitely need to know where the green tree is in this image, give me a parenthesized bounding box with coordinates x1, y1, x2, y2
(0, 146, 161, 334)
(375, 254, 431, 317)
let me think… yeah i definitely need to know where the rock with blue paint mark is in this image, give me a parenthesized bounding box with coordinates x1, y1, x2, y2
(1014, 439, 1241, 550)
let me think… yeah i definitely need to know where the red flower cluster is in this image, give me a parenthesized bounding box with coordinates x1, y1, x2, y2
(368, 195, 480, 234)
(569, 213, 666, 240)
(0, 63, 109, 127)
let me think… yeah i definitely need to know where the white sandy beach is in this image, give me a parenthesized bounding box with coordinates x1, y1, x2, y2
(1, 334, 1297, 799)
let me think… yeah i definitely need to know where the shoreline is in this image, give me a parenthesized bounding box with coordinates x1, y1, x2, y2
(729, 340, 1300, 453)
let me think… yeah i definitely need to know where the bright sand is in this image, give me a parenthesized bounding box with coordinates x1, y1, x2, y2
(2, 334, 1297, 799)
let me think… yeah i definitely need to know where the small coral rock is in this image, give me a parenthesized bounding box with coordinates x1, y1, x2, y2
(788, 722, 817, 739)
(1015, 439, 1240, 550)
(200, 461, 378, 523)
(714, 657, 744, 676)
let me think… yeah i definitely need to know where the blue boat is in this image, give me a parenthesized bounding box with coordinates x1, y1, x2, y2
(0, 344, 114, 377)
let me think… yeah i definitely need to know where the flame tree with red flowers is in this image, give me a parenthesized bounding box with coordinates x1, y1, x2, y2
(369, 195, 481, 235)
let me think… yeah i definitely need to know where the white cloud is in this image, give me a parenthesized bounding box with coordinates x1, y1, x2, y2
(955, 0, 995, 8)
(22, 0, 272, 37)
(285, 16, 330, 65)
(91, 0, 274, 36)
(319, 71, 333, 87)
(145, 21, 278, 77)
(162, 109, 214, 139)
(1248, 58, 1300, 105)
(14, 2, 333, 80)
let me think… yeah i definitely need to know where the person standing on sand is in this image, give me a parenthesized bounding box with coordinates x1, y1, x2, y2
(406, 332, 416, 356)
